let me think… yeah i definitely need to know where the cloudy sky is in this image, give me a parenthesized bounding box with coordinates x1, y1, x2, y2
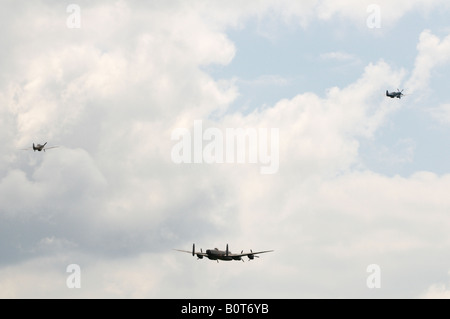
(1, 0, 450, 299)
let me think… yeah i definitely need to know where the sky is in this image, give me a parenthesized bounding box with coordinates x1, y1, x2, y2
(1, 0, 450, 299)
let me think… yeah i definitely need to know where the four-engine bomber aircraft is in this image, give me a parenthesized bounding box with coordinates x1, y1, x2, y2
(21, 142, 59, 152)
(175, 243, 274, 262)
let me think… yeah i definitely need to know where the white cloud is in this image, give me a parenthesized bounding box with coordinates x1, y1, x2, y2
(406, 30, 450, 94)
(197, 0, 450, 31)
(420, 271, 450, 298)
(1, 1, 450, 299)
(420, 282, 450, 299)
(367, 138, 416, 166)
(316, 0, 449, 26)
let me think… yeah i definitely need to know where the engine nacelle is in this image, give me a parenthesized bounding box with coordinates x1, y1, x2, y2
(196, 254, 203, 259)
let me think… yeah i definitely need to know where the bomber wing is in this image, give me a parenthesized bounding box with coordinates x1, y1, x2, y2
(174, 243, 208, 258)
(234, 249, 274, 258)
(173, 249, 207, 257)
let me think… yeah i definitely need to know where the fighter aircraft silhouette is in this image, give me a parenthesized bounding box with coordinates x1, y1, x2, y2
(175, 243, 274, 262)
(386, 89, 405, 99)
(21, 142, 59, 152)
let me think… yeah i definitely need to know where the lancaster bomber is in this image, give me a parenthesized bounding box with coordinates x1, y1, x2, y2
(175, 243, 274, 262)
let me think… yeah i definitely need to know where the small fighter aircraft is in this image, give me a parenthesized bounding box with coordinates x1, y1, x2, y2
(175, 243, 274, 262)
(386, 89, 404, 99)
(21, 142, 59, 152)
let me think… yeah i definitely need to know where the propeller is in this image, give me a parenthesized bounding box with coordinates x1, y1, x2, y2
(248, 249, 260, 260)
(238, 250, 244, 262)
(192, 243, 204, 259)
(197, 248, 203, 260)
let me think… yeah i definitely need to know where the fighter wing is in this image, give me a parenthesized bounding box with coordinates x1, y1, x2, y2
(44, 146, 59, 150)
